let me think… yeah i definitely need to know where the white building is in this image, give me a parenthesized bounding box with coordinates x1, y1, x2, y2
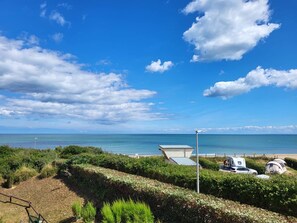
(159, 145, 196, 166)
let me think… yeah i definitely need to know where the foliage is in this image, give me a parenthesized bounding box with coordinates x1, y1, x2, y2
(245, 158, 266, 174)
(72, 201, 82, 220)
(59, 145, 103, 159)
(81, 202, 96, 223)
(101, 199, 154, 223)
(69, 165, 296, 223)
(285, 157, 297, 170)
(199, 157, 219, 171)
(85, 153, 297, 216)
(13, 166, 38, 184)
(0, 146, 57, 179)
(39, 164, 57, 179)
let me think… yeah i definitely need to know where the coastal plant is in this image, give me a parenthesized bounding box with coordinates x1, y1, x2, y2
(198, 157, 219, 171)
(69, 165, 297, 223)
(285, 157, 297, 170)
(59, 145, 103, 159)
(245, 158, 266, 174)
(101, 199, 154, 223)
(13, 166, 38, 184)
(81, 201, 96, 223)
(72, 201, 82, 220)
(39, 164, 57, 178)
(85, 153, 297, 216)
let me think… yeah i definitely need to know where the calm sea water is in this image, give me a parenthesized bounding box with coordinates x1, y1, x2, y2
(0, 134, 296, 155)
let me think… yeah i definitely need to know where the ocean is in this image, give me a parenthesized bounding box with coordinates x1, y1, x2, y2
(0, 134, 296, 155)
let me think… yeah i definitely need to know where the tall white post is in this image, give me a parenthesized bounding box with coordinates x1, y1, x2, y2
(195, 130, 199, 193)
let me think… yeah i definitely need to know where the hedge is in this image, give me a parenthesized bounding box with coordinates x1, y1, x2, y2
(245, 158, 266, 174)
(285, 157, 297, 170)
(84, 153, 297, 216)
(198, 158, 219, 171)
(68, 165, 296, 223)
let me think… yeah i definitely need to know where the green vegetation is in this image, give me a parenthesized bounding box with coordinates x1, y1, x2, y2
(72, 201, 82, 220)
(68, 152, 296, 216)
(198, 157, 219, 170)
(101, 199, 154, 223)
(285, 157, 297, 170)
(245, 158, 266, 174)
(39, 164, 57, 179)
(69, 164, 296, 223)
(81, 202, 96, 223)
(13, 166, 38, 184)
(58, 145, 103, 159)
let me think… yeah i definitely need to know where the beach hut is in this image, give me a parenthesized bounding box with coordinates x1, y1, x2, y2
(159, 145, 196, 166)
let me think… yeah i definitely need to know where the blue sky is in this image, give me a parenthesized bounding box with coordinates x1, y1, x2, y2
(0, 0, 297, 134)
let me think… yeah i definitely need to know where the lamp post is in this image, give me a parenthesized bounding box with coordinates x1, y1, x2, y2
(195, 129, 200, 193)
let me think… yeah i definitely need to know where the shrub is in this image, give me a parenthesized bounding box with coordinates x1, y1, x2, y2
(101, 199, 154, 223)
(13, 166, 38, 184)
(72, 201, 82, 220)
(60, 145, 103, 159)
(245, 158, 266, 174)
(39, 164, 57, 179)
(81, 202, 96, 223)
(86, 153, 297, 216)
(69, 165, 296, 223)
(3, 174, 14, 188)
(285, 157, 297, 170)
(199, 157, 219, 171)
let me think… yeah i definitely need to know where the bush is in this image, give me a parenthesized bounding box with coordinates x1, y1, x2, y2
(69, 165, 296, 223)
(245, 158, 266, 174)
(60, 145, 103, 159)
(86, 153, 297, 216)
(13, 166, 38, 184)
(81, 202, 96, 223)
(199, 157, 219, 171)
(101, 199, 154, 223)
(285, 157, 297, 170)
(3, 174, 14, 188)
(72, 201, 82, 220)
(39, 164, 57, 179)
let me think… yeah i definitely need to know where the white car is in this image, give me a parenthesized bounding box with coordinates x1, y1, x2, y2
(220, 166, 258, 175)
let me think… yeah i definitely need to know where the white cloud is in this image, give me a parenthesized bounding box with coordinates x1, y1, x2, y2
(49, 11, 70, 26)
(0, 35, 159, 124)
(57, 3, 72, 10)
(183, 0, 280, 61)
(40, 2, 47, 17)
(145, 59, 173, 73)
(201, 125, 297, 134)
(203, 67, 297, 99)
(52, 33, 64, 42)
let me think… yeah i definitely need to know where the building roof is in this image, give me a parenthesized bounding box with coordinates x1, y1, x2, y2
(159, 145, 193, 150)
(170, 157, 196, 166)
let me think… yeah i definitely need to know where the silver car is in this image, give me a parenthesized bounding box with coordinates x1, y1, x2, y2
(220, 166, 258, 175)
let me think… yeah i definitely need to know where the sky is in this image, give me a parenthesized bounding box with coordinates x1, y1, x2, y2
(0, 0, 297, 134)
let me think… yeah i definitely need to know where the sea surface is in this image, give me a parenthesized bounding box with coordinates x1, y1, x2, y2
(0, 134, 296, 155)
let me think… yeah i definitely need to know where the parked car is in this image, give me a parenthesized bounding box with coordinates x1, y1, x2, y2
(219, 166, 258, 175)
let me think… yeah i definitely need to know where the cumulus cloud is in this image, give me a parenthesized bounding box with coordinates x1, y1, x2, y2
(183, 0, 280, 61)
(145, 59, 173, 73)
(203, 67, 297, 99)
(52, 33, 64, 42)
(0, 35, 159, 124)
